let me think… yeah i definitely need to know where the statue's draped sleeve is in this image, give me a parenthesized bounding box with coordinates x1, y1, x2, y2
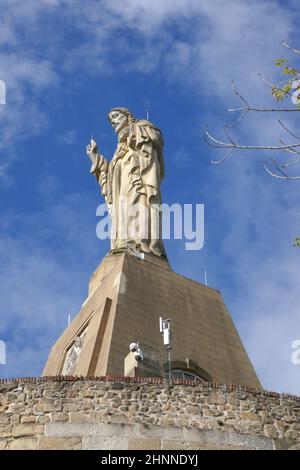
(127, 121, 164, 205)
(90, 154, 110, 203)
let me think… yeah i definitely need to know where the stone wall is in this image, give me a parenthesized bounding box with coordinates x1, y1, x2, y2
(0, 377, 300, 450)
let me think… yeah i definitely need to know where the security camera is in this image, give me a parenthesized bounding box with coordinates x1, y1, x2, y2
(129, 342, 144, 361)
(129, 342, 138, 353)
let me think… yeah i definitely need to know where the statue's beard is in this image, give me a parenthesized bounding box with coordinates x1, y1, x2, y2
(117, 125, 130, 142)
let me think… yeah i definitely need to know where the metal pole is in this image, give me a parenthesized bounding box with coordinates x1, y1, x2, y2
(168, 348, 172, 382)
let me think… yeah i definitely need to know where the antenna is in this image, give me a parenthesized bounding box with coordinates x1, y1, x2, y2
(146, 109, 149, 120)
(159, 317, 172, 382)
(204, 270, 208, 286)
(68, 314, 71, 326)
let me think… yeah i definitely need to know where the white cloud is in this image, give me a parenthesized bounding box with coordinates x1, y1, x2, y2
(0, 190, 106, 378)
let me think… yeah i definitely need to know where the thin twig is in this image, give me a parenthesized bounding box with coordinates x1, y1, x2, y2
(271, 158, 289, 178)
(210, 147, 235, 165)
(257, 72, 295, 96)
(262, 161, 300, 180)
(223, 126, 235, 145)
(282, 41, 300, 55)
(279, 138, 300, 156)
(204, 127, 300, 151)
(228, 106, 299, 113)
(228, 81, 299, 112)
(278, 120, 300, 141)
(281, 157, 300, 168)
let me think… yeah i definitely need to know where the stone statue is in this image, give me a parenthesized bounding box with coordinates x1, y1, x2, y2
(86, 107, 165, 257)
(61, 330, 87, 375)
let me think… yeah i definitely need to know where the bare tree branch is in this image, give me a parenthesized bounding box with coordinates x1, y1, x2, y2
(204, 45, 300, 181)
(204, 126, 300, 151)
(282, 41, 300, 55)
(262, 161, 300, 180)
(278, 119, 300, 140)
(281, 157, 300, 168)
(228, 81, 299, 114)
(210, 147, 235, 165)
(271, 158, 290, 178)
(229, 106, 299, 113)
(279, 139, 300, 156)
(257, 72, 296, 96)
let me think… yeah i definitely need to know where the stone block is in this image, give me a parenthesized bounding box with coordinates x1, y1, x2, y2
(240, 412, 260, 421)
(0, 439, 8, 450)
(0, 426, 12, 438)
(137, 424, 182, 440)
(69, 412, 92, 423)
(128, 438, 161, 450)
(13, 424, 43, 437)
(108, 414, 130, 424)
(82, 436, 129, 450)
(227, 430, 273, 450)
(161, 440, 218, 450)
(183, 428, 229, 445)
(38, 436, 82, 450)
(94, 422, 137, 438)
(51, 412, 69, 422)
(43, 403, 62, 413)
(8, 438, 37, 450)
(21, 416, 36, 424)
(45, 422, 94, 437)
(207, 393, 227, 405)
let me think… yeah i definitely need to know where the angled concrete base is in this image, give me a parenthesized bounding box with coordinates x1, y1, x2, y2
(43, 252, 261, 388)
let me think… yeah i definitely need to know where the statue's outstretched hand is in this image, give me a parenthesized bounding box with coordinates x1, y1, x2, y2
(86, 138, 99, 165)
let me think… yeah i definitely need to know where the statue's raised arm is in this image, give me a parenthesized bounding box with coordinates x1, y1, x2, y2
(86, 108, 165, 258)
(86, 138, 110, 206)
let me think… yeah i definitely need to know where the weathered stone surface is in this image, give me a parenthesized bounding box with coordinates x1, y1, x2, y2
(82, 436, 128, 450)
(43, 252, 261, 389)
(227, 430, 273, 450)
(45, 423, 94, 437)
(10, 414, 20, 425)
(0, 426, 12, 438)
(288, 443, 300, 450)
(264, 424, 279, 439)
(0, 379, 300, 450)
(164, 439, 255, 450)
(108, 414, 130, 424)
(128, 438, 161, 450)
(208, 393, 227, 405)
(137, 423, 182, 440)
(50, 412, 69, 422)
(13, 424, 43, 438)
(69, 412, 92, 423)
(38, 437, 82, 450)
(240, 412, 261, 421)
(8, 438, 37, 450)
(94, 423, 137, 438)
(21, 416, 36, 424)
(0, 439, 8, 450)
(183, 428, 230, 445)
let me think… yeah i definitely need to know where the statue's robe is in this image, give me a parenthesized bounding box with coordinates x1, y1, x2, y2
(91, 120, 165, 257)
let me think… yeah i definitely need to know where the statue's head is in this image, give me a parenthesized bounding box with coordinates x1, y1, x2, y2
(108, 107, 135, 134)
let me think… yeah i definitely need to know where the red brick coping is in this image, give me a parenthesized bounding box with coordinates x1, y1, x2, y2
(0, 375, 299, 402)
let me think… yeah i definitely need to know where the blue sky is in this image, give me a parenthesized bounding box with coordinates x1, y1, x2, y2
(0, 0, 300, 394)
